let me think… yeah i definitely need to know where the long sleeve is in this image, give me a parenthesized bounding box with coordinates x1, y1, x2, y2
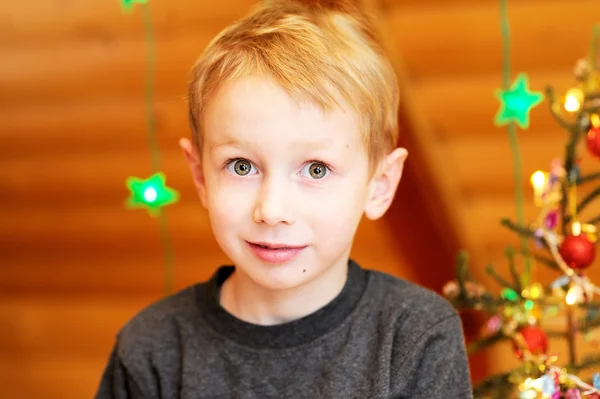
(94, 345, 148, 399)
(392, 313, 473, 399)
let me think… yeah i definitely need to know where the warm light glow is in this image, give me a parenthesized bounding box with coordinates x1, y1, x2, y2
(564, 88, 583, 112)
(566, 285, 582, 305)
(531, 171, 546, 190)
(572, 221, 582, 236)
(529, 283, 542, 299)
(530, 171, 547, 206)
(591, 114, 600, 128)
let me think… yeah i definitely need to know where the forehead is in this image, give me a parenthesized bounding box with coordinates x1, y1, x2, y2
(202, 76, 364, 151)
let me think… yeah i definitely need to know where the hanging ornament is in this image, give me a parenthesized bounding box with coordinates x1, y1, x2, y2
(565, 388, 583, 399)
(494, 73, 544, 129)
(125, 172, 179, 217)
(559, 233, 596, 270)
(586, 126, 600, 159)
(513, 325, 548, 358)
(119, 0, 148, 12)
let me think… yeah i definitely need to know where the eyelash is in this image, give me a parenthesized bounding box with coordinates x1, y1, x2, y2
(222, 158, 333, 178)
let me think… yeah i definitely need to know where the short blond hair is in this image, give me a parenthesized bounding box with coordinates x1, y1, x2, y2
(187, 0, 399, 169)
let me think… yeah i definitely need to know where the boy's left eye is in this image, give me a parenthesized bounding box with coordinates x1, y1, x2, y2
(300, 162, 330, 179)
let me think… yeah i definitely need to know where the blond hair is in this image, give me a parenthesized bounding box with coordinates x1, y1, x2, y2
(187, 0, 399, 169)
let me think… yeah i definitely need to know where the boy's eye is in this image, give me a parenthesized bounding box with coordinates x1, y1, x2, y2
(226, 159, 257, 176)
(301, 162, 329, 179)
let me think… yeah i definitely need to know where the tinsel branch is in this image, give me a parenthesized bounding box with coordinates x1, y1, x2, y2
(577, 172, 600, 185)
(570, 354, 600, 373)
(577, 186, 600, 215)
(545, 86, 578, 133)
(565, 187, 600, 224)
(473, 372, 514, 399)
(500, 219, 551, 253)
(579, 306, 600, 332)
(532, 253, 560, 271)
(504, 246, 522, 293)
(585, 214, 600, 225)
(485, 264, 518, 291)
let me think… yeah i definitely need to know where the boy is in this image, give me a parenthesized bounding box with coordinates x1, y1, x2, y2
(96, 0, 473, 397)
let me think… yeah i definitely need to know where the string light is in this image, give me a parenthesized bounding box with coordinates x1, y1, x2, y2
(564, 88, 584, 112)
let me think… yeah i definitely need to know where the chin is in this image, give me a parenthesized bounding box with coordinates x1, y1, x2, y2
(232, 258, 312, 292)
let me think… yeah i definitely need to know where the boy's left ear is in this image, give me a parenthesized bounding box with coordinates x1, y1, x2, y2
(364, 147, 408, 220)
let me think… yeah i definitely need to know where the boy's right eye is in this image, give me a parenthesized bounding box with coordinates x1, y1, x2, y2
(226, 159, 257, 176)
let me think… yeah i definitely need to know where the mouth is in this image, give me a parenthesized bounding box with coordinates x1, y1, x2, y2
(246, 241, 307, 264)
(247, 241, 305, 250)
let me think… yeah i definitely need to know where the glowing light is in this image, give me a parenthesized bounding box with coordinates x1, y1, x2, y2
(530, 171, 547, 206)
(144, 187, 158, 202)
(494, 73, 544, 129)
(572, 221, 582, 236)
(564, 88, 584, 112)
(529, 283, 542, 299)
(125, 172, 180, 217)
(502, 288, 519, 302)
(566, 285, 583, 305)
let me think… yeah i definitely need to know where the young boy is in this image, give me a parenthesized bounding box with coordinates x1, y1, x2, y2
(96, 0, 473, 397)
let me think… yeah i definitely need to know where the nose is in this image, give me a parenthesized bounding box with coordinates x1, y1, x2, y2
(253, 176, 294, 225)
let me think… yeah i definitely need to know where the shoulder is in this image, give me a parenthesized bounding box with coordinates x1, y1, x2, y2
(115, 283, 205, 360)
(363, 269, 460, 341)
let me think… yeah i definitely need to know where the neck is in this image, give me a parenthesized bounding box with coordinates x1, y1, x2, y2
(220, 259, 348, 326)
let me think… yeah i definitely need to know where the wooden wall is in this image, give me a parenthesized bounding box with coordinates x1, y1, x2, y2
(0, 1, 466, 397)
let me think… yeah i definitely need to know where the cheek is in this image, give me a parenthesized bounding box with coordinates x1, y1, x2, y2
(206, 176, 256, 230)
(302, 180, 367, 236)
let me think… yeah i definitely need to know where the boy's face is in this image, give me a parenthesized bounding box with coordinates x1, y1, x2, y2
(181, 76, 406, 291)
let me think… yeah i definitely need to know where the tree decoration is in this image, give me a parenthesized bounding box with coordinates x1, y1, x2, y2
(119, 0, 177, 294)
(441, 2, 600, 396)
(125, 172, 179, 217)
(559, 233, 596, 270)
(119, 0, 148, 13)
(587, 126, 600, 159)
(494, 73, 544, 129)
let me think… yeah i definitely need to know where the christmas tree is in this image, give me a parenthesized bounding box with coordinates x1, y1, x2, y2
(442, 15, 600, 399)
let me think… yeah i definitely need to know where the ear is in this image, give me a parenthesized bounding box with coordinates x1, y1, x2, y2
(179, 138, 207, 207)
(364, 147, 408, 220)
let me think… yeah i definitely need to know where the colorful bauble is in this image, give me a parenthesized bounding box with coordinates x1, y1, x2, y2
(513, 325, 548, 358)
(559, 234, 596, 270)
(586, 127, 600, 159)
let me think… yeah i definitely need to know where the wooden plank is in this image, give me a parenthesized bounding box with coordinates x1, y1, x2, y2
(0, 297, 154, 398)
(0, 0, 256, 46)
(389, 0, 598, 79)
(0, 97, 188, 159)
(0, 149, 193, 206)
(0, 199, 213, 253)
(0, 33, 215, 105)
(0, 250, 226, 296)
(447, 134, 600, 197)
(413, 70, 582, 139)
(373, 5, 486, 267)
(0, 356, 107, 399)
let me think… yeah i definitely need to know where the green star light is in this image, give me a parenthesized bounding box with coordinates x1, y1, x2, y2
(494, 73, 544, 129)
(119, 0, 148, 13)
(126, 172, 179, 217)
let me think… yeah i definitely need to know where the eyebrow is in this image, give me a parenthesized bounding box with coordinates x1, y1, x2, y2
(210, 137, 334, 152)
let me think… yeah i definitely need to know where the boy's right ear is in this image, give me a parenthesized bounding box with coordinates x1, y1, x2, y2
(179, 138, 207, 207)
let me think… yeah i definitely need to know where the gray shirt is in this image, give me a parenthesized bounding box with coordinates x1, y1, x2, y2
(95, 259, 473, 398)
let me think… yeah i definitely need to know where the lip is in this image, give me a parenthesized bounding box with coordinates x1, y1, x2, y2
(246, 241, 306, 264)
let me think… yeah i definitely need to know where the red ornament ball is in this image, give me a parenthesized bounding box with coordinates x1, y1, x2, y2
(513, 325, 548, 358)
(586, 127, 600, 158)
(559, 233, 596, 270)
